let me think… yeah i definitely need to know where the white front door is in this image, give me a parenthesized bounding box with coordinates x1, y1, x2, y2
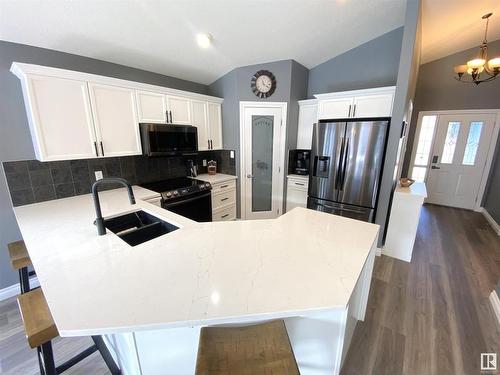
(241, 103, 286, 220)
(426, 113, 496, 209)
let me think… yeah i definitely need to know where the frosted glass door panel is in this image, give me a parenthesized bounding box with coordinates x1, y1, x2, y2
(251, 115, 274, 212)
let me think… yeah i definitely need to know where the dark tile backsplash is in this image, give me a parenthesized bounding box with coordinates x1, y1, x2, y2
(2, 150, 236, 207)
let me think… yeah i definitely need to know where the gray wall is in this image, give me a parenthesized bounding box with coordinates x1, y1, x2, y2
(401, 38, 500, 222)
(208, 59, 308, 216)
(307, 27, 404, 98)
(375, 0, 422, 246)
(0, 40, 209, 289)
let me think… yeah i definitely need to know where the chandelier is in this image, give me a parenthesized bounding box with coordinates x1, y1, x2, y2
(453, 13, 500, 85)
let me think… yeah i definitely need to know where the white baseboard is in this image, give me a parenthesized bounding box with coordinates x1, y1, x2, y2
(375, 247, 382, 257)
(480, 207, 500, 236)
(489, 291, 500, 326)
(0, 277, 40, 301)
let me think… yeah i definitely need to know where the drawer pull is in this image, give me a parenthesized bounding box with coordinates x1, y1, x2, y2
(220, 184, 229, 188)
(221, 214, 229, 218)
(294, 182, 305, 186)
(220, 197, 229, 201)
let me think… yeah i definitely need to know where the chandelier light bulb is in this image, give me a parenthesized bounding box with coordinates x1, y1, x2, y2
(466, 58, 486, 69)
(488, 57, 500, 69)
(453, 65, 467, 74)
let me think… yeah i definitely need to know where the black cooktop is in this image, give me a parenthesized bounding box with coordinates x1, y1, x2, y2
(140, 177, 203, 193)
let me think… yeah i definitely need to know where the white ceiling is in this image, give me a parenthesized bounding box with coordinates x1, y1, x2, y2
(0, 0, 405, 85)
(422, 0, 500, 64)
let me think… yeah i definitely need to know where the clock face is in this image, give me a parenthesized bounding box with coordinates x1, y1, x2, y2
(251, 70, 276, 98)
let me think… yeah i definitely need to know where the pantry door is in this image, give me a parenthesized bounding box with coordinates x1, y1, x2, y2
(426, 113, 496, 209)
(240, 102, 287, 220)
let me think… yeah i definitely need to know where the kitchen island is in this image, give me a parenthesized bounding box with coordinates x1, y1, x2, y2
(13, 186, 379, 375)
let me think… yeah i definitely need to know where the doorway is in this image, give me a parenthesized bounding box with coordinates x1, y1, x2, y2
(239, 102, 287, 220)
(409, 110, 499, 210)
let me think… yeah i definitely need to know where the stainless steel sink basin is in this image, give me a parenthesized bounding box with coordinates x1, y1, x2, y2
(103, 210, 178, 246)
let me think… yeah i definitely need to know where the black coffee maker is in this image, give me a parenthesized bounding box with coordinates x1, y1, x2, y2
(288, 149, 310, 175)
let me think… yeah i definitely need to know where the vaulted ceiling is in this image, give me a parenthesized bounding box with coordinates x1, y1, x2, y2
(0, 0, 405, 85)
(422, 0, 500, 64)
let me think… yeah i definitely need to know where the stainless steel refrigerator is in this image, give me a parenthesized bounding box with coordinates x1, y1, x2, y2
(307, 118, 389, 222)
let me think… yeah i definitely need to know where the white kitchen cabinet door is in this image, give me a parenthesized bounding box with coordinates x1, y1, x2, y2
(318, 97, 353, 120)
(26, 75, 97, 161)
(191, 100, 209, 151)
(297, 103, 318, 149)
(166, 95, 192, 124)
(89, 83, 142, 157)
(136, 90, 167, 123)
(207, 102, 223, 149)
(286, 177, 308, 212)
(353, 93, 394, 118)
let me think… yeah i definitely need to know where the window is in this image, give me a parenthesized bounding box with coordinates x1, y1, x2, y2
(410, 115, 437, 182)
(462, 122, 483, 165)
(441, 122, 460, 164)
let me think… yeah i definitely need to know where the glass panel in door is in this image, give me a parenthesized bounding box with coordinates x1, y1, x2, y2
(441, 121, 460, 163)
(462, 122, 483, 165)
(251, 115, 273, 212)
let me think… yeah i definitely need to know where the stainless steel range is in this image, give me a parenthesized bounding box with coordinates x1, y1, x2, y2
(140, 177, 212, 222)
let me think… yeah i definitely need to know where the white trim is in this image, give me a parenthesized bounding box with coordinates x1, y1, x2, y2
(489, 291, 500, 326)
(0, 276, 40, 301)
(11, 62, 224, 104)
(409, 109, 500, 211)
(298, 98, 318, 105)
(375, 247, 382, 257)
(239, 101, 287, 220)
(314, 85, 396, 100)
(480, 207, 500, 236)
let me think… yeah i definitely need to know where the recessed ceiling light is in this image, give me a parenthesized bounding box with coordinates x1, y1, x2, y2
(196, 33, 212, 49)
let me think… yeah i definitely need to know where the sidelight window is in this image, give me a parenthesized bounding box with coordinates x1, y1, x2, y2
(410, 115, 437, 182)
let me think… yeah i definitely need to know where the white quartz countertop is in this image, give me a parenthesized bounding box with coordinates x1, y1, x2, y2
(395, 181, 427, 197)
(193, 173, 237, 184)
(14, 186, 379, 336)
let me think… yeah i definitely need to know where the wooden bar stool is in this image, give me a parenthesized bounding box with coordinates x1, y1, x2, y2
(195, 320, 300, 375)
(17, 288, 121, 375)
(8, 240, 36, 293)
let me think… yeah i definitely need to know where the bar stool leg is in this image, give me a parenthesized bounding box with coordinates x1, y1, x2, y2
(38, 341, 56, 375)
(18, 267, 30, 294)
(92, 336, 121, 375)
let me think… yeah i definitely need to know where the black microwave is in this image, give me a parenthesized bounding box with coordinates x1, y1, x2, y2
(140, 123, 198, 156)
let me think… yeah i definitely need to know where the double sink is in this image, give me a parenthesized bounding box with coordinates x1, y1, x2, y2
(104, 210, 178, 246)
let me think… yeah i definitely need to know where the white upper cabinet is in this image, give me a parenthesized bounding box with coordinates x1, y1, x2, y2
(166, 95, 192, 124)
(315, 86, 395, 120)
(136, 90, 167, 123)
(318, 97, 353, 120)
(191, 100, 209, 151)
(89, 83, 142, 157)
(207, 102, 223, 150)
(23, 75, 97, 161)
(297, 100, 318, 149)
(352, 93, 394, 118)
(11, 62, 224, 161)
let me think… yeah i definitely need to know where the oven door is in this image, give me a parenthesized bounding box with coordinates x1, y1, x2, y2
(162, 191, 212, 222)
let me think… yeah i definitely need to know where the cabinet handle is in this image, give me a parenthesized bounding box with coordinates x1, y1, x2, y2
(100, 141, 105, 156)
(220, 184, 229, 188)
(94, 141, 99, 157)
(169, 111, 173, 123)
(352, 104, 356, 117)
(221, 197, 229, 201)
(348, 104, 352, 117)
(294, 182, 305, 186)
(165, 110, 169, 123)
(221, 214, 229, 218)
(208, 140, 210, 149)
(211, 140, 214, 149)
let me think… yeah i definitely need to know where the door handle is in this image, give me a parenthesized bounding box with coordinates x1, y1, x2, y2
(340, 138, 349, 190)
(431, 166, 441, 169)
(246, 174, 254, 179)
(432, 155, 439, 163)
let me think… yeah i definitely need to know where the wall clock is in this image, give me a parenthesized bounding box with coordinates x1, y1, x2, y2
(251, 70, 276, 98)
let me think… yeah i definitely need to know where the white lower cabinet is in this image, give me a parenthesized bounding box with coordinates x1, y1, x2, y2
(194, 176, 237, 221)
(286, 175, 309, 212)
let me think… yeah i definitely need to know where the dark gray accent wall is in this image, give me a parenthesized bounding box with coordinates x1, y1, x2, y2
(401, 38, 500, 223)
(307, 27, 404, 98)
(0, 40, 209, 289)
(375, 0, 422, 246)
(208, 59, 308, 217)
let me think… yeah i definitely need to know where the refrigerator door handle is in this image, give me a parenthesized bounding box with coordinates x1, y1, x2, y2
(340, 138, 349, 191)
(335, 137, 345, 189)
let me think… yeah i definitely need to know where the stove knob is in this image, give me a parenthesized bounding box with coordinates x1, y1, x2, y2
(166, 192, 172, 198)
(173, 191, 179, 196)
(205, 183, 210, 188)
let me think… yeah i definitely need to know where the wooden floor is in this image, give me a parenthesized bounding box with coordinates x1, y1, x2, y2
(1, 204, 499, 374)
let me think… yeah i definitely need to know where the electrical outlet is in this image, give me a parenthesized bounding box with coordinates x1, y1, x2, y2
(202, 159, 207, 167)
(95, 170, 103, 180)
(230, 150, 235, 159)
